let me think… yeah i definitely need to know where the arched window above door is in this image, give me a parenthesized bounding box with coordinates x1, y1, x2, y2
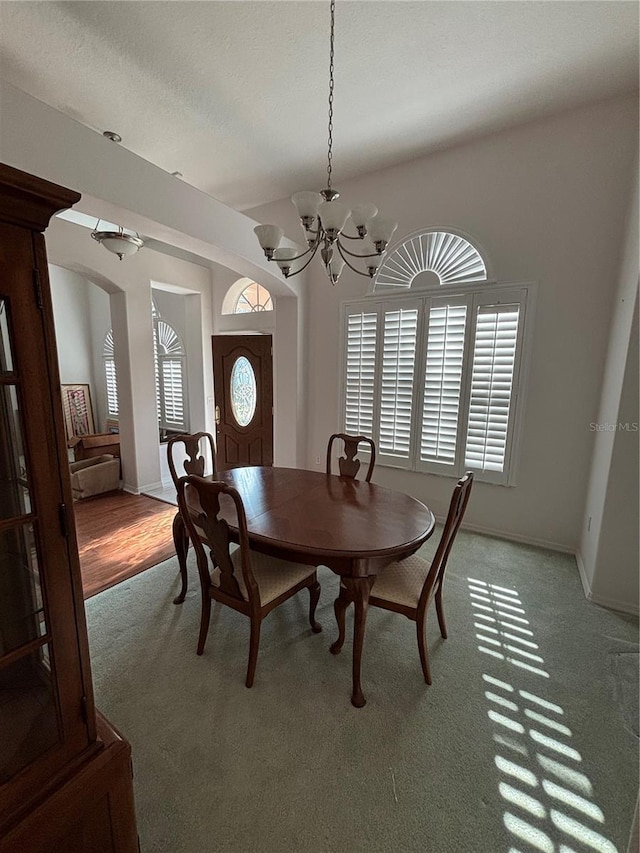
(221, 278, 274, 315)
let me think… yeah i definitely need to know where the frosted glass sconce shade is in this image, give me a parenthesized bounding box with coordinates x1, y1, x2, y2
(318, 200, 351, 236)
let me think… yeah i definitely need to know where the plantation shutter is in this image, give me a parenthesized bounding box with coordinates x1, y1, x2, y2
(105, 360, 119, 417)
(103, 330, 119, 417)
(161, 360, 185, 425)
(153, 325, 161, 421)
(464, 302, 521, 475)
(379, 306, 418, 458)
(420, 298, 468, 466)
(345, 311, 378, 436)
(153, 316, 187, 432)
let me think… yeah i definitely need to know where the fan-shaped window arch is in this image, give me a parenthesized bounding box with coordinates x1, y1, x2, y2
(103, 329, 118, 417)
(374, 230, 488, 290)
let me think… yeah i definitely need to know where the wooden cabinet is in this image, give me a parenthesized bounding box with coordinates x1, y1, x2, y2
(0, 164, 138, 851)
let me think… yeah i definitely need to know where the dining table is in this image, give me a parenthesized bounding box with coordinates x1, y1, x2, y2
(199, 465, 436, 707)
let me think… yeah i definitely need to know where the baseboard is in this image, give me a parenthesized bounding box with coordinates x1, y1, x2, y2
(575, 549, 639, 615)
(588, 591, 639, 616)
(456, 519, 574, 554)
(574, 549, 592, 598)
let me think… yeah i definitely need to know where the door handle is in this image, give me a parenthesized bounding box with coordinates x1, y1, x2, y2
(215, 405, 221, 426)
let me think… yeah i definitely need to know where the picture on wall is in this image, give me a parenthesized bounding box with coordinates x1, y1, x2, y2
(61, 384, 95, 442)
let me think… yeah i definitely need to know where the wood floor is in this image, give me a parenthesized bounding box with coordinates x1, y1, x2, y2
(73, 491, 177, 599)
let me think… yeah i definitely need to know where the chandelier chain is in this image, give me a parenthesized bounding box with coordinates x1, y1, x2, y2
(326, 0, 335, 191)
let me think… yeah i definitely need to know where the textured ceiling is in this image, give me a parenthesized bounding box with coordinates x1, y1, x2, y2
(0, 1, 637, 211)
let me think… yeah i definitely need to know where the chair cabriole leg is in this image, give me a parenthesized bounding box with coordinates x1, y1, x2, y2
(435, 586, 448, 639)
(417, 617, 432, 685)
(246, 616, 261, 688)
(197, 595, 211, 656)
(172, 512, 190, 604)
(330, 587, 349, 655)
(308, 579, 322, 633)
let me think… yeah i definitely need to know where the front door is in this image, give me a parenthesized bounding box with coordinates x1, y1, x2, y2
(212, 335, 273, 470)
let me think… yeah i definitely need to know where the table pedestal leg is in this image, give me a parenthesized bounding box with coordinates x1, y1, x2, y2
(344, 576, 373, 708)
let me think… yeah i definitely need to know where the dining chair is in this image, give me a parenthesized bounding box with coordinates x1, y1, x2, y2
(177, 474, 322, 688)
(167, 432, 216, 604)
(326, 433, 376, 482)
(331, 472, 473, 684)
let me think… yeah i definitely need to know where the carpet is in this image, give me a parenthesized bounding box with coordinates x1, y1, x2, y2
(75, 491, 177, 599)
(84, 529, 639, 853)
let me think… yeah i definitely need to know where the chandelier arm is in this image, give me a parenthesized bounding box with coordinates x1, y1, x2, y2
(274, 242, 318, 264)
(338, 231, 366, 241)
(336, 241, 370, 278)
(336, 237, 383, 260)
(282, 241, 321, 278)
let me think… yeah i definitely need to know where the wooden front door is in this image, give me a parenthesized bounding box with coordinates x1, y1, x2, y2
(212, 335, 273, 470)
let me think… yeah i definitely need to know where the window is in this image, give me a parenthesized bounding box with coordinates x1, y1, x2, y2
(152, 309, 188, 436)
(103, 329, 118, 417)
(342, 231, 530, 485)
(234, 281, 273, 313)
(104, 305, 189, 439)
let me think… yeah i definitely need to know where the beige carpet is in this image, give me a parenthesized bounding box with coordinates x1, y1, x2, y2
(84, 530, 638, 853)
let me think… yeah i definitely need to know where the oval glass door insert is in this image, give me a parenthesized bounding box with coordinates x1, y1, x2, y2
(230, 356, 257, 427)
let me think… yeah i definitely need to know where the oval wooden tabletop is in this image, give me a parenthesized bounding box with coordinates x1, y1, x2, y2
(211, 466, 435, 561)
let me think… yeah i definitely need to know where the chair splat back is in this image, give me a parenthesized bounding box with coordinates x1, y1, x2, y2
(167, 432, 217, 605)
(167, 432, 216, 489)
(326, 433, 376, 482)
(179, 475, 258, 603)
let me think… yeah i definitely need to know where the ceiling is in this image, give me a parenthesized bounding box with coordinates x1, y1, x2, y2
(0, 1, 637, 212)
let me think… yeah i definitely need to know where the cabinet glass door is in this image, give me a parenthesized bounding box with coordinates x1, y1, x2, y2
(0, 297, 61, 782)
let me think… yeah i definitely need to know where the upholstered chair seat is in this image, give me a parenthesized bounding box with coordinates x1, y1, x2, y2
(212, 550, 316, 606)
(369, 554, 430, 609)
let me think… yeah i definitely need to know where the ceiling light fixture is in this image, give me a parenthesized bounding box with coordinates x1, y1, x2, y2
(91, 220, 144, 261)
(253, 0, 397, 285)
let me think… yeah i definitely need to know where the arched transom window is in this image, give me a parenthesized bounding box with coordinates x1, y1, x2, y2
(375, 230, 487, 290)
(235, 281, 273, 313)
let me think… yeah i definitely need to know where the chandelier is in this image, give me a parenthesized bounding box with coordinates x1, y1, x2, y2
(91, 220, 144, 261)
(254, 0, 397, 285)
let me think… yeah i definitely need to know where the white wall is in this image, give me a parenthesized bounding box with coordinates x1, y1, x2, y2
(593, 299, 639, 611)
(49, 266, 94, 386)
(45, 216, 215, 495)
(249, 93, 639, 552)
